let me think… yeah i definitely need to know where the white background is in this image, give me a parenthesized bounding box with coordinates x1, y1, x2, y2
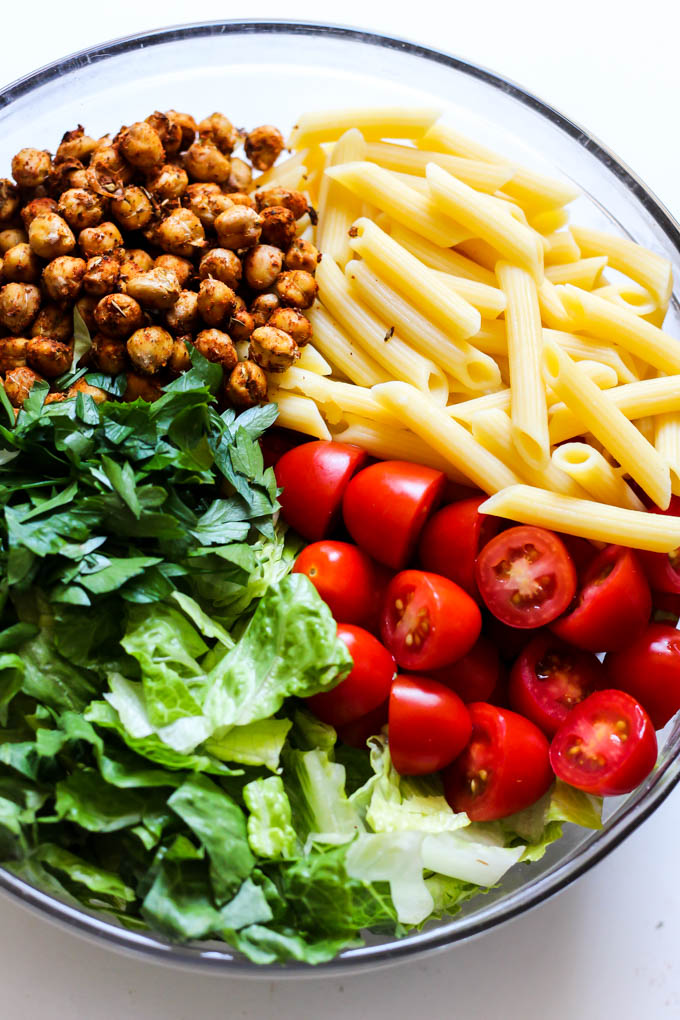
(2, 1, 680, 1016)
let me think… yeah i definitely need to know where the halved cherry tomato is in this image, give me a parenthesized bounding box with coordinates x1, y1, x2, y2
(389, 675, 472, 775)
(443, 702, 553, 821)
(483, 613, 536, 662)
(508, 633, 604, 737)
(380, 570, 481, 671)
(639, 496, 680, 593)
(549, 690, 657, 795)
(475, 526, 577, 629)
(652, 590, 680, 625)
(259, 427, 306, 469)
(342, 460, 446, 569)
(550, 545, 651, 652)
(428, 636, 502, 704)
(305, 624, 396, 728)
(418, 497, 501, 600)
(292, 541, 378, 626)
(275, 441, 368, 541)
(604, 624, 680, 729)
(558, 534, 599, 579)
(337, 700, 388, 749)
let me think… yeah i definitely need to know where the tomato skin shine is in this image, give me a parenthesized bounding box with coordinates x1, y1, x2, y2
(305, 624, 396, 728)
(428, 636, 503, 704)
(418, 496, 500, 600)
(604, 624, 680, 730)
(389, 675, 472, 776)
(292, 541, 378, 626)
(275, 441, 367, 541)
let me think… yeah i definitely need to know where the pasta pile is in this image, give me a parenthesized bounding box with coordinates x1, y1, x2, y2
(261, 107, 680, 553)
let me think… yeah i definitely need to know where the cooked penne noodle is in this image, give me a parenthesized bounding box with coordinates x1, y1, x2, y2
(251, 149, 309, 191)
(551, 443, 645, 510)
(347, 218, 482, 340)
(545, 256, 609, 289)
(288, 107, 441, 148)
(447, 388, 512, 422)
(296, 345, 333, 375)
(592, 282, 657, 318)
(386, 222, 498, 285)
(433, 271, 507, 318)
(275, 367, 403, 428)
(469, 319, 507, 357)
(364, 141, 513, 192)
(496, 262, 549, 469)
(543, 328, 638, 384)
(571, 225, 673, 308)
(549, 376, 680, 444)
(317, 129, 367, 266)
(545, 359, 618, 396)
(654, 412, 680, 497)
(537, 278, 579, 330)
(529, 207, 570, 233)
(543, 229, 581, 266)
(455, 237, 502, 272)
(331, 416, 469, 483)
(542, 340, 671, 508)
(269, 389, 332, 441)
(306, 304, 390, 386)
(479, 485, 680, 553)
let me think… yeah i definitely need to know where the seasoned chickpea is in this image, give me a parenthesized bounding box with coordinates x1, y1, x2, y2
(56, 126, 97, 163)
(28, 214, 76, 259)
(4, 366, 44, 407)
(285, 237, 321, 274)
(198, 113, 240, 155)
(225, 360, 268, 408)
(268, 307, 313, 347)
(184, 140, 231, 184)
(32, 304, 73, 343)
(47, 159, 88, 196)
(227, 191, 256, 208)
(126, 325, 174, 374)
(183, 182, 232, 230)
(123, 371, 164, 402)
(21, 197, 58, 229)
(154, 253, 193, 288)
(44, 391, 67, 405)
(259, 206, 296, 250)
(0, 336, 29, 371)
(166, 110, 197, 150)
(0, 283, 41, 332)
(255, 187, 308, 220)
(156, 207, 205, 257)
(0, 229, 28, 254)
(249, 325, 299, 372)
(145, 112, 182, 157)
(275, 269, 318, 309)
(0, 179, 20, 223)
(214, 205, 262, 250)
(168, 337, 192, 375)
(110, 186, 154, 231)
(199, 247, 242, 289)
(57, 188, 105, 231)
(166, 289, 200, 332)
(118, 122, 165, 171)
(12, 148, 52, 188)
(94, 292, 144, 339)
(125, 267, 181, 311)
(82, 254, 120, 296)
(244, 125, 284, 171)
(194, 328, 238, 371)
(75, 295, 98, 335)
(243, 244, 283, 291)
(78, 221, 123, 258)
(42, 255, 87, 303)
(227, 308, 255, 344)
(3, 244, 40, 283)
(226, 158, 253, 193)
(26, 337, 72, 378)
(88, 147, 133, 195)
(146, 163, 188, 201)
(67, 376, 108, 404)
(197, 277, 236, 327)
(118, 248, 154, 284)
(250, 293, 280, 328)
(91, 334, 128, 374)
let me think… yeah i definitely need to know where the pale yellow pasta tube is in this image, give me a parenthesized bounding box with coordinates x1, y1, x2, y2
(364, 142, 513, 192)
(549, 376, 680, 444)
(251, 149, 309, 191)
(551, 444, 645, 510)
(296, 345, 333, 375)
(426, 163, 543, 279)
(433, 272, 506, 318)
(543, 329, 637, 384)
(654, 413, 680, 496)
(288, 107, 441, 148)
(571, 225, 673, 307)
(529, 208, 570, 233)
(317, 129, 367, 266)
(275, 367, 403, 429)
(543, 230, 581, 266)
(345, 259, 499, 390)
(545, 257, 609, 289)
(372, 381, 521, 493)
(592, 283, 657, 318)
(468, 319, 506, 357)
(306, 304, 389, 387)
(496, 262, 549, 469)
(269, 390, 331, 440)
(545, 360, 618, 396)
(386, 222, 498, 285)
(347, 218, 481, 340)
(479, 485, 680, 553)
(316, 257, 449, 402)
(542, 340, 671, 508)
(456, 238, 501, 272)
(447, 389, 511, 422)
(331, 417, 469, 483)
(537, 278, 579, 330)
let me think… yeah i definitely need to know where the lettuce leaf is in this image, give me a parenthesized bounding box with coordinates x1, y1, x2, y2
(243, 776, 298, 858)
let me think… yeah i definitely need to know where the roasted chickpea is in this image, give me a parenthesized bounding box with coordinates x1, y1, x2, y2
(145, 112, 182, 157)
(21, 197, 59, 229)
(285, 237, 321, 275)
(0, 336, 29, 371)
(118, 248, 154, 284)
(44, 391, 67, 405)
(123, 371, 164, 402)
(82, 254, 120, 296)
(214, 205, 262, 250)
(67, 376, 108, 404)
(146, 163, 188, 201)
(124, 267, 181, 311)
(12, 148, 52, 189)
(110, 186, 154, 231)
(249, 325, 299, 373)
(78, 221, 123, 258)
(31, 304, 73, 343)
(154, 254, 193, 288)
(91, 334, 128, 374)
(197, 277, 236, 328)
(198, 113, 240, 155)
(165, 289, 200, 333)
(27, 214, 76, 259)
(259, 206, 296, 250)
(275, 269, 318, 309)
(26, 337, 72, 378)
(156, 208, 205, 257)
(225, 359, 268, 408)
(194, 328, 238, 371)
(94, 292, 144, 339)
(4, 365, 44, 407)
(227, 191, 256, 208)
(183, 182, 232, 230)
(42, 255, 87, 303)
(126, 325, 174, 374)
(250, 293, 280, 328)
(184, 140, 231, 184)
(198, 247, 242, 289)
(88, 147, 133, 195)
(268, 307, 313, 347)
(255, 187, 308, 220)
(57, 188, 105, 231)
(75, 295, 98, 335)
(168, 337, 192, 375)
(0, 283, 40, 333)
(0, 229, 28, 254)
(118, 122, 165, 171)
(56, 126, 97, 164)
(243, 244, 283, 291)
(226, 158, 253, 193)
(0, 179, 20, 223)
(3, 244, 41, 283)
(227, 308, 255, 344)
(166, 110, 197, 150)
(47, 159, 88, 196)
(245, 126, 284, 171)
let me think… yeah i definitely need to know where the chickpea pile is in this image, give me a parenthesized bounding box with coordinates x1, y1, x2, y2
(0, 114, 320, 411)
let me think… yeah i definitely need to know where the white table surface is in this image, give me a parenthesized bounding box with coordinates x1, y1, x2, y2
(2, 1, 680, 1016)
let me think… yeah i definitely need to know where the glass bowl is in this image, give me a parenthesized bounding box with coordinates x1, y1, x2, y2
(1, 19, 679, 975)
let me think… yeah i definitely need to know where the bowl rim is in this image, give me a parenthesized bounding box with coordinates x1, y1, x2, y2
(1, 16, 679, 975)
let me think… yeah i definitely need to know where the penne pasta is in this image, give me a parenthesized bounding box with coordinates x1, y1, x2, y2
(654, 412, 680, 497)
(545, 256, 609, 289)
(269, 389, 332, 441)
(275, 367, 403, 428)
(433, 271, 507, 318)
(363, 141, 513, 192)
(251, 149, 309, 191)
(306, 304, 390, 387)
(331, 416, 469, 483)
(543, 328, 638, 384)
(537, 277, 579, 330)
(571, 225, 673, 307)
(549, 376, 680, 444)
(386, 221, 498, 285)
(455, 237, 502, 272)
(317, 129, 367, 266)
(529, 207, 570, 233)
(296, 345, 333, 375)
(551, 443, 645, 510)
(447, 388, 512, 422)
(288, 107, 441, 148)
(543, 229, 581, 266)
(592, 282, 658, 318)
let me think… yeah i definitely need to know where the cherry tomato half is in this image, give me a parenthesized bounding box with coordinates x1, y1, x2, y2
(549, 690, 657, 795)
(292, 541, 379, 626)
(380, 570, 482, 671)
(508, 633, 605, 737)
(337, 700, 389, 749)
(443, 702, 553, 821)
(389, 675, 472, 776)
(259, 427, 306, 469)
(639, 496, 680, 593)
(550, 545, 651, 652)
(342, 460, 446, 569)
(275, 441, 367, 541)
(429, 636, 503, 704)
(305, 624, 396, 728)
(604, 624, 680, 730)
(483, 613, 536, 662)
(652, 590, 680, 625)
(475, 526, 577, 629)
(418, 497, 501, 600)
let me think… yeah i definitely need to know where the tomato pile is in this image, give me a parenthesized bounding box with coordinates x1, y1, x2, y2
(269, 435, 680, 823)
